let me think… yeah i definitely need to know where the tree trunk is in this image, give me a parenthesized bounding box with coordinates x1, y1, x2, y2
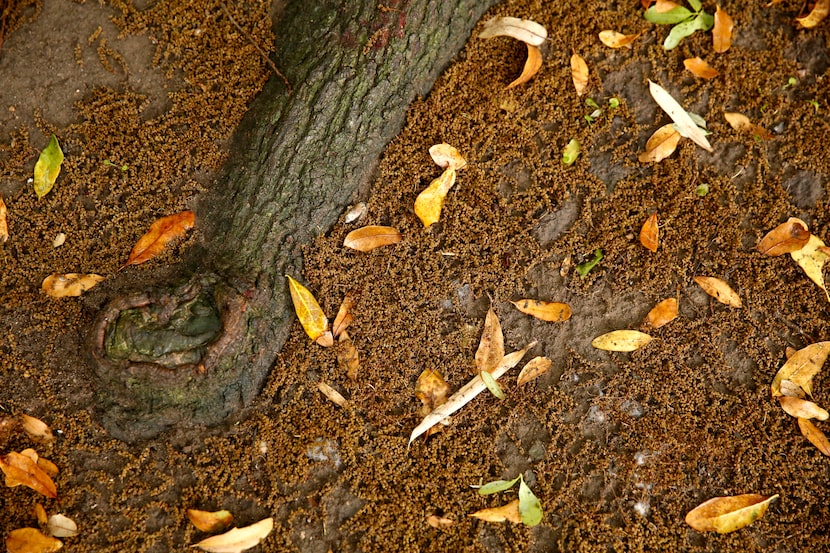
(90, 0, 498, 441)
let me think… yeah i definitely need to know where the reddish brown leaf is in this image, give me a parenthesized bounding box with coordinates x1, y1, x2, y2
(123, 211, 195, 268)
(713, 5, 734, 52)
(798, 417, 830, 456)
(639, 213, 659, 252)
(757, 218, 810, 256)
(332, 295, 355, 338)
(684, 57, 719, 79)
(187, 509, 234, 533)
(336, 331, 360, 380)
(0, 451, 58, 498)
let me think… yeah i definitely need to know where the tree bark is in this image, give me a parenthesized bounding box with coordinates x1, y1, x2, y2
(90, 0, 498, 441)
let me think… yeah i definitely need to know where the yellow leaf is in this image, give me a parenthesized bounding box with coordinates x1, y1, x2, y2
(798, 417, 830, 456)
(639, 213, 659, 252)
(645, 298, 678, 328)
(46, 514, 78, 538)
(598, 30, 640, 48)
(343, 225, 402, 252)
(570, 53, 589, 96)
(683, 57, 719, 79)
(6, 528, 63, 553)
(638, 124, 681, 163)
(317, 382, 348, 408)
(187, 509, 234, 533)
(285, 275, 330, 344)
(771, 341, 830, 397)
(517, 356, 552, 386)
(332, 296, 354, 339)
(0, 195, 8, 243)
(470, 499, 522, 523)
(429, 143, 467, 170)
(591, 330, 652, 352)
(694, 276, 742, 308)
(0, 451, 58, 498)
(723, 112, 774, 140)
(414, 168, 456, 227)
(475, 307, 505, 374)
(336, 331, 360, 380)
(19, 414, 54, 444)
(510, 299, 571, 322)
(757, 218, 810, 256)
(685, 494, 778, 534)
(123, 211, 196, 268)
(713, 5, 734, 52)
(42, 273, 105, 298)
(506, 44, 542, 89)
(797, 0, 830, 28)
(478, 16, 547, 46)
(778, 396, 829, 420)
(33, 134, 64, 199)
(191, 517, 273, 553)
(790, 232, 830, 301)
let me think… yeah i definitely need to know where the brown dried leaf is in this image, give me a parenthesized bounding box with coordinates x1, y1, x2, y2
(684, 57, 719, 79)
(332, 296, 354, 338)
(790, 232, 830, 302)
(685, 494, 778, 534)
(47, 514, 79, 538)
(779, 396, 829, 420)
(694, 276, 742, 308)
(0, 194, 8, 244)
(429, 144, 467, 170)
(336, 331, 360, 380)
(6, 528, 63, 553)
(343, 225, 402, 252)
(20, 414, 54, 444)
(426, 514, 454, 528)
(36, 457, 59, 479)
(713, 5, 734, 52)
(517, 356, 552, 386)
(509, 299, 571, 322)
(757, 218, 810, 256)
(771, 342, 830, 397)
(645, 298, 678, 328)
(123, 211, 195, 267)
(187, 509, 234, 533)
(798, 417, 830, 456)
(591, 330, 653, 352)
(317, 382, 348, 408)
(42, 273, 105, 298)
(470, 499, 522, 523)
(475, 307, 505, 374)
(638, 124, 681, 163)
(0, 451, 58, 498)
(415, 368, 450, 416)
(286, 275, 331, 344)
(506, 44, 542, 89)
(797, 0, 830, 28)
(639, 213, 659, 252)
(570, 53, 589, 96)
(598, 30, 640, 48)
(191, 517, 273, 553)
(724, 112, 774, 140)
(414, 168, 456, 227)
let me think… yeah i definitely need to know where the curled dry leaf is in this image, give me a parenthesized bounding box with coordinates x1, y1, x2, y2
(684, 57, 719, 79)
(191, 517, 274, 553)
(470, 499, 522, 524)
(20, 414, 54, 444)
(6, 528, 63, 553)
(796, 0, 830, 28)
(336, 331, 360, 380)
(723, 112, 773, 140)
(343, 225, 402, 252)
(506, 43, 542, 89)
(591, 330, 652, 352)
(798, 417, 830, 456)
(187, 509, 234, 533)
(638, 124, 681, 163)
(344, 202, 366, 224)
(0, 451, 58, 498)
(639, 213, 659, 252)
(0, 195, 7, 243)
(645, 298, 679, 328)
(517, 356, 552, 386)
(285, 275, 332, 346)
(790, 232, 830, 302)
(33, 134, 64, 199)
(570, 53, 589, 96)
(648, 80, 712, 152)
(475, 307, 505, 374)
(757, 218, 810, 256)
(510, 299, 571, 322)
(426, 514, 454, 528)
(778, 396, 829, 420)
(771, 341, 830, 397)
(478, 16, 547, 46)
(317, 382, 348, 408)
(685, 494, 778, 534)
(47, 514, 79, 538)
(429, 144, 467, 170)
(332, 296, 354, 338)
(42, 273, 105, 298)
(414, 168, 456, 227)
(694, 276, 742, 308)
(598, 30, 640, 48)
(713, 5, 734, 52)
(123, 211, 195, 267)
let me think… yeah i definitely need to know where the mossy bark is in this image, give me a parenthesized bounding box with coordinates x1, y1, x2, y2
(91, 0, 497, 441)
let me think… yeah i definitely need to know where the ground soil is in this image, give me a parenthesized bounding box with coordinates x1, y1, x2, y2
(2, 0, 830, 551)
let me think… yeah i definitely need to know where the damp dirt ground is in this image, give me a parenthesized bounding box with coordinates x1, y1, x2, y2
(2, 0, 830, 551)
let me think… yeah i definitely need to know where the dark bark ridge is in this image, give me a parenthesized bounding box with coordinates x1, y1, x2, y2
(91, 0, 498, 442)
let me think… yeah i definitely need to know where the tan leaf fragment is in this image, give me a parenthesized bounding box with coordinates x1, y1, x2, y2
(598, 30, 641, 48)
(478, 16, 547, 46)
(0, 451, 58, 498)
(685, 494, 778, 534)
(771, 341, 830, 397)
(713, 5, 734, 52)
(639, 213, 659, 252)
(42, 273, 105, 298)
(779, 396, 829, 420)
(570, 53, 589, 96)
(591, 330, 652, 352)
(648, 80, 712, 151)
(724, 112, 774, 140)
(694, 276, 742, 308)
(475, 307, 505, 374)
(332, 295, 354, 338)
(317, 382, 348, 408)
(123, 211, 195, 268)
(286, 275, 331, 345)
(0, 195, 8, 243)
(336, 331, 360, 380)
(415, 369, 450, 414)
(34, 503, 48, 526)
(429, 144, 467, 170)
(47, 514, 79, 538)
(187, 509, 234, 533)
(506, 44, 542, 89)
(638, 124, 682, 163)
(414, 168, 456, 227)
(20, 414, 54, 444)
(779, 379, 806, 398)
(426, 514, 455, 528)
(684, 57, 719, 79)
(757, 218, 810, 256)
(790, 232, 830, 302)
(343, 225, 402, 252)
(798, 417, 830, 456)
(470, 499, 522, 523)
(191, 517, 274, 553)
(6, 528, 63, 553)
(509, 299, 571, 322)
(517, 356, 553, 386)
(645, 298, 678, 328)
(797, 0, 830, 28)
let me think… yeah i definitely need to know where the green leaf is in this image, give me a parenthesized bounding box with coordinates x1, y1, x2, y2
(575, 249, 603, 277)
(664, 13, 713, 49)
(644, 5, 693, 25)
(687, 0, 702, 12)
(33, 134, 64, 198)
(562, 139, 580, 166)
(480, 369, 505, 399)
(478, 475, 521, 496)
(585, 98, 600, 109)
(518, 477, 543, 526)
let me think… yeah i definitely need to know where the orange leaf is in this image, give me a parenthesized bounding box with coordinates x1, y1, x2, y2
(5, 528, 63, 553)
(332, 295, 355, 338)
(0, 194, 8, 244)
(645, 297, 678, 328)
(124, 211, 195, 267)
(336, 331, 360, 380)
(285, 275, 331, 345)
(343, 226, 402, 252)
(778, 396, 829, 420)
(517, 356, 552, 386)
(683, 57, 719, 79)
(598, 30, 640, 48)
(639, 213, 659, 252)
(797, 0, 830, 28)
(685, 494, 778, 534)
(724, 112, 774, 140)
(506, 44, 542, 89)
(655, 0, 681, 11)
(426, 514, 454, 528)
(798, 417, 830, 456)
(509, 299, 571, 322)
(570, 53, 589, 96)
(757, 218, 810, 256)
(638, 124, 681, 163)
(694, 276, 742, 308)
(475, 307, 504, 374)
(713, 5, 734, 52)
(0, 451, 58, 498)
(470, 499, 522, 523)
(42, 273, 105, 298)
(187, 509, 234, 533)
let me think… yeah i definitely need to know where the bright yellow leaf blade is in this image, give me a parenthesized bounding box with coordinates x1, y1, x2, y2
(476, 307, 505, 373)
(414, 168, 456, 227)
(285, 275, 330, 343)
(33, 134, 64, 199)
(770, 341, 830, 397)
(470, 499, 522, 523)
(510, 299, 571, 322)
(694, 276, 742, 308)
(685, 494, 778, 534)
(570, 53, 589, 96)
(506, 44, 542, 89)
(343, 225, 402, 252)
(790, 232, 830, 302)
(42, 273, 105, 298)
(187, 509, 234, 533)
(592, 330, 652, 352)
(638, 124, 681, 163)
(191, 517, 273, 553)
